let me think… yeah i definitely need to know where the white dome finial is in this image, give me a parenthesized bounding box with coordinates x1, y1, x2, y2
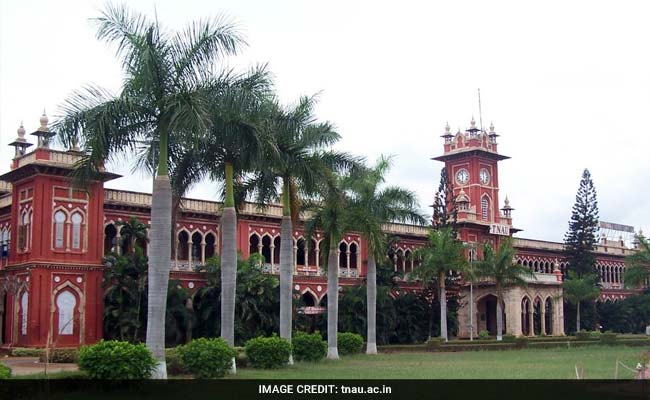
(39, 110, 49, 132)
(470, 116, 476, 128)
(489, 121, 495, 133)
(445, 121, 450, 132)
(17, 121, 26, 139)
(504, 195, 510, 206)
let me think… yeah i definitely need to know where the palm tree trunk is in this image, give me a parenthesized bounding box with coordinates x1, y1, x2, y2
(439, 271, 448, 342)
(327, 235, 340, 359)
(221, 162, 237, 373)
(146, 174, 172, 379)
(366, 254, 377, 354)
(576, 302, 581, 333)
(496, 290, 504, 341)
(279, 214, 293, 364)
(428, 284, 435, 340)
(170, 194, 181, 260)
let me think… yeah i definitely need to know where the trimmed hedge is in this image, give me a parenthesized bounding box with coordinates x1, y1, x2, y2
(293, 332, 326, 362)
(601, 332, 617, 345)
(180, 338, 236, 378)
(0, 364, 11, 379)
(338, 332, 364, 355)
(245, 336, 292, 369)
(165, 348, 188, 376)
(39, 348, 78, 364)
(78, 340, 157, 379)
(10, 348, 43, 357)
(502, 334, 516, 343)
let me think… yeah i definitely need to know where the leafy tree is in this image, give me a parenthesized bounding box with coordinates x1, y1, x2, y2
(412, 226, 467, 341)
(473, 238, 534, 341)
(624, 236, 650, 288)
(53, 4, 245, 377)
(564, 169, 599, 278)
(103, 247, 148, 343)
(346, 156, 425, 353)
(563, 271, 600, 333)
(192, 254, 280, 345)
(116, 216, 148, 254)
(431, 167, 457, 232)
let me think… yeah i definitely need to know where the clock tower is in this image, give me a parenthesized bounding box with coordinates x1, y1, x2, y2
(433, 118, 519, 247)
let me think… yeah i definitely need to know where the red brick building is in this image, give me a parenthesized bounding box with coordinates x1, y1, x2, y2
(0, 114, 642, 347)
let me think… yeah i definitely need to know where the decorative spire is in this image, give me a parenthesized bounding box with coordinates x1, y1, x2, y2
(9, 121, 33, 159)
(501, 194, 514, 218)
(470, 116, 476, 128)
(489, 121, 495, 134)
(30, 110, 55, 148)
(441, 121, 453, 142)
(17, 122, 26, 140)
(445, 122, 450, 133)
(504, 195, 510, 206)
(38, 110, 49, 132)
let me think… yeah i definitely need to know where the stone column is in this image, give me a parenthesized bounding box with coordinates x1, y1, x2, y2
(540, 309, 546, 335)
(270, 245, 275, 273)
(115, 229, 122, 255)
(346, 251, 350, 277)
(187, 239, 193, 270)
(294, 244, 298, 275)
(528, 307, 534, 337)
(201, 242, 206, 265)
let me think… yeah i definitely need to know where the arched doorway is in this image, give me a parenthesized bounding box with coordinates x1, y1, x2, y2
(477, 294, 505, 336)
(533, 298, 542, 336)
(521, 297, 531, 336)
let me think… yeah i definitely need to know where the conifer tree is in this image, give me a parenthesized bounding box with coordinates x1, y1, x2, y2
(564, 168, 599, 279)
(431, 167, 458, 232)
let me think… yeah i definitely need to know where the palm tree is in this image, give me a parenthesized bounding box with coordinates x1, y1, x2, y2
(563, 271, 599, 333)
(201, 72, 273, 364)
(346, 156, 425, 353)
(116, 216, 148, 254)
(304, 170, 355, 359)
(249, 95, 356, 356)
(412, 226, 467, 341)
(624, 236, 650, 288)
(53, 4, 244, 377)
(473, 238, 535, 340)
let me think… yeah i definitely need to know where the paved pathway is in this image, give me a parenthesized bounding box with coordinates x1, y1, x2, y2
(1, 357, 78, 376)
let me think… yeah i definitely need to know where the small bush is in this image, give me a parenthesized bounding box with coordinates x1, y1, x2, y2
(292, 332, 326, 362)
(39, 348, 78, 363)
(165, 348, 188, 376)
(426, 337, 443, 348)
(502, 334, 516, 343)
(515, 337, 529, 348)
(575, 330, 591, 341)
(478, 330, 490, 340)
(338, 332, 364, 355)
(601, 332, 617, 345)
(77, 340, 156, 379)
(180, 338, 236, 378)
(589, 331, 602, 339)
(10, 348, 43, 357)
(245, 336, 292, 369)
(0, 364, 11, 379)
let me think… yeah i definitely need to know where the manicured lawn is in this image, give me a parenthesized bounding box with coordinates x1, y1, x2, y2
(231, 346, 647, 379)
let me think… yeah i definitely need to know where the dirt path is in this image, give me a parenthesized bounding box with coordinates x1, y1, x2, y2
(1, 357, 78, 376)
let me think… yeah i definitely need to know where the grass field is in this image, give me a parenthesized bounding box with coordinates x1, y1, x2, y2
(231, 346, 647, 379)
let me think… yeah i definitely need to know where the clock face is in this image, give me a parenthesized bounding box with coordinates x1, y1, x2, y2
(479, 168, 490, 185)
(455, 169, 469, 185)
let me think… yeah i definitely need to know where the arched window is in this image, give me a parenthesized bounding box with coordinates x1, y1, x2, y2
(1, 229, 8, 258)
(481, 197, 489, 221)
(71, 213, 83, 250)
(18, 210, 31, 251)
(54, 211, 67, 249)
(56, 291, 76, 335)
(20, 291, 28, 335)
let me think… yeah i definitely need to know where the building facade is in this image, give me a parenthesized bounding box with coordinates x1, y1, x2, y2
(0, 114, 642, 348)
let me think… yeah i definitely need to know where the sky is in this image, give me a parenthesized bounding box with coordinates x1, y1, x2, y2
(1, 0, 648, 243)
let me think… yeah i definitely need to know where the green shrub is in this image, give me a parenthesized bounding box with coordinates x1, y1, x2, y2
(502, 334, 516, 343)
(0, 364, 11, 379)
(478, 330, 490, 340)
(575, 330, 591, 341)
(165, 347, 188, 376)
(426, 337, 443, 348)
(180, 338, 236, 378)
(515, 337, 529, 348)
(77, 340, 156, 379)
(601, 331, 617, 345)
(39, 348, 78, 363)
(589, 330, 602, 339)
(10, 348, 43, 357)
(292, 332, 326, 362)
(245, 335, 292, 369)
(338, 332, 364, 355)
